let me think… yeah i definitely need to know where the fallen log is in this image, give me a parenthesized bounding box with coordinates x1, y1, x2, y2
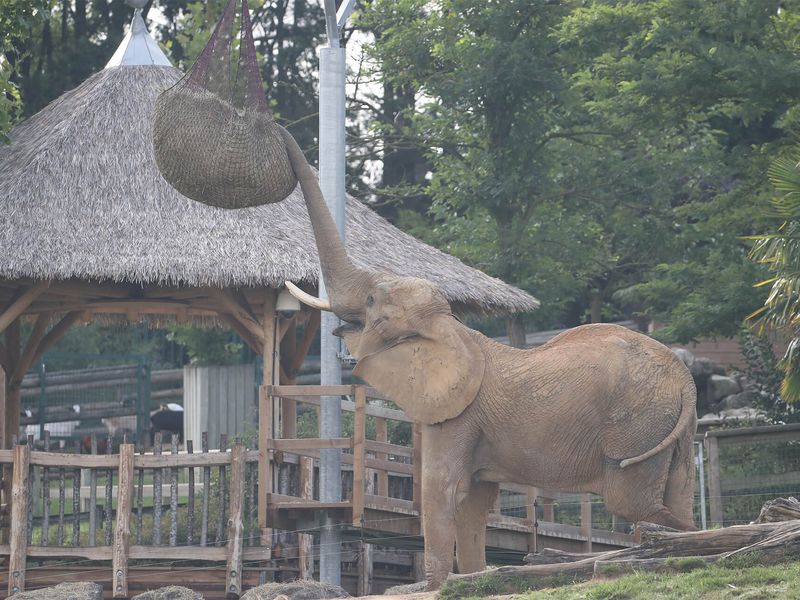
(754, 497, 800, 523)
(445, 507, 800, 595)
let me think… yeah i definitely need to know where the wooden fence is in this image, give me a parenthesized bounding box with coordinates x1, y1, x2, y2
(704, 422, 800, 527)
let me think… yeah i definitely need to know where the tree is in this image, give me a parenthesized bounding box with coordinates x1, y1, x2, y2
(749, 148, 800, 402)
(557, 0, 800, 342)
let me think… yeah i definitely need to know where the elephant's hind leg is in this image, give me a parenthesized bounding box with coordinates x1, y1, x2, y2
(660, 436, 697, 530)
(455, 480, 499, 574)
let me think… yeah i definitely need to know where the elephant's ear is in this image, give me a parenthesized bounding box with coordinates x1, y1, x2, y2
(353, 317, 485, 424)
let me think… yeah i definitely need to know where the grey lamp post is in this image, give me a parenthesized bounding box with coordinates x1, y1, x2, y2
(318, 0, 357, 586)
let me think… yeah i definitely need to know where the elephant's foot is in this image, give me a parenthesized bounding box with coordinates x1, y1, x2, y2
(641, 506, 697, 531)
(424, 554, 451, 590)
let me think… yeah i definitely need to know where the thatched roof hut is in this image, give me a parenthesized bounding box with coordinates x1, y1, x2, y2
(0, 15, 537, 318)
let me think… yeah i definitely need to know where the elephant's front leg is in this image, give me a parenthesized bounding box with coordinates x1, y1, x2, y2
(455, 480, 499, 574)
(420, 423, 476, 589)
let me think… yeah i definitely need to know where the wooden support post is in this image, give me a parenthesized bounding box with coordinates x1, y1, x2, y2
(258, 289, 277, 548)
(226, 443, 246, 597)
(412, 423, 422, 514)
(358, 454, 376, 596)
(112, 443, 134, 598)
(8, 442, 31, 596)
(526, 487, 537, 555)
(539, 492, 555, 523)
(298, 455, 314, 580)
(352, 386, 366, 526)
(580, 494, 592, 553)
(706, 435, 723, 527)
(375, 417, 389, 497)
(0, 367, 8, 545)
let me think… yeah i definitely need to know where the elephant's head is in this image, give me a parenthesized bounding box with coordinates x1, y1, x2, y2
(279, 127, 486, 424)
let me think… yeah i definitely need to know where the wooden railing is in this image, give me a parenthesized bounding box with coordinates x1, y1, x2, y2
(0, 435, 261, 598)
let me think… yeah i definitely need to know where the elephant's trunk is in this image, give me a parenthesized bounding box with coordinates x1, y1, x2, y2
(279, 127, 374, 323)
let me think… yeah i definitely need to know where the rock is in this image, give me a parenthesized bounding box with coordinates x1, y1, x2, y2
(689, 357, 718, 379)
(383, 582, 427, 595)
(718, 391, 758, 410)
(671, 348, 695, 368)
(709, 374, 741, 401)
(132, 586, 203, 600)
(241, 581, 350, 600)
(11, 583, 103, 600)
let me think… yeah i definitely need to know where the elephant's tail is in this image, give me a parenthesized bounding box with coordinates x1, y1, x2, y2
(619, 378, 697, 469)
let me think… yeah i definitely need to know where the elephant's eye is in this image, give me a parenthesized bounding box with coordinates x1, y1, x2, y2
(366, 294, 374, 307)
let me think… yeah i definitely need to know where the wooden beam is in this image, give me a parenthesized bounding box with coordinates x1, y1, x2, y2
(226, 443, 246, 596)
(7, 443, 30, 595)
(258, 288, 277, 548)
(0, 281, 50, 336)
(27, 311, 83, 369)
(112, 444, 134, 598)
(11, 312, 51, 385)
(5, 320, 20, 375)
(353, 386, 367, 527)
(218, 313, 263, 355)
(207, 288, 265, 346)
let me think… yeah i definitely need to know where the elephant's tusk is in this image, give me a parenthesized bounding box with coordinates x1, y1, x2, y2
(284, 281, 332, 312)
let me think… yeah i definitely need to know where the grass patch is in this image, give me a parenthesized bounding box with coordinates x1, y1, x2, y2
(452, 561, 800, 599)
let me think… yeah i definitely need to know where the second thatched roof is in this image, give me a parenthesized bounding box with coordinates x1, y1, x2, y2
(0, 58, 538, 316)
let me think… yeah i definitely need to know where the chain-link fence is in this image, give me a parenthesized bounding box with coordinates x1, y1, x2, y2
(19, 353, 152, 446)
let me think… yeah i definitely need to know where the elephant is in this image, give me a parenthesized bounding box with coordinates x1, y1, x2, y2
(277, 127, 698, 589)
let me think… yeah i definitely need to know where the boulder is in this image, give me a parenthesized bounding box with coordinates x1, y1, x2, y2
(718, 391, 758, 411)
(11, 583, 103, 600)
(689, 357, 721, 379)
(241, 581, 350, 600)
(132, 586, 203, 600)
(383, 582, 427, 595)
(709, 374, 741, 401)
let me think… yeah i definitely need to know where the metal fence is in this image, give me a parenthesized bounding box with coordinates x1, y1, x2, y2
(18, 353, 184, 446)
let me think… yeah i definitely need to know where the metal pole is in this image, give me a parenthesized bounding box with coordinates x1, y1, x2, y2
(318, 44, 346, 588)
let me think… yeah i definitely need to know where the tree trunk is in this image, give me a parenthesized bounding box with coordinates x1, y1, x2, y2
(590, 294, 602, 324)
(507, 315, 526, 348)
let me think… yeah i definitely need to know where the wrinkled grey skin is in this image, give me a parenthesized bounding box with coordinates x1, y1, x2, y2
(279, 128, 698, 589)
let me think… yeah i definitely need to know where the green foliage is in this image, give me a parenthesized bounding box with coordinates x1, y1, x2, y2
(0, 0, 48, 141)
(739, 327, 790, 422)
(166, 326, 244, 366)
(749, 148, 800, 401)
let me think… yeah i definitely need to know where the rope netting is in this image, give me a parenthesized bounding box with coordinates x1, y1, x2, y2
(153, 0, 296, 209)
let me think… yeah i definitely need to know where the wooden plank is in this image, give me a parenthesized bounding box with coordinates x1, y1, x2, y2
(526, 488, 537, 555)
(267, 494, 351, 511)
(353, 386, 367, 527)
(226, 444, 246, 596)
(153, 432, 162, 545)
(279, 393, 412, 423)
(258, 288, 277, 551)
(580, 494, 592, 553)
(412, 423, 422, 514)
(364, 494, 417, 515)
(298, 455, 314, 580)
(706, 435, 723, 527)
(706, 422, 800, 440)
(8, 443, 31, 595)
(268, 384, 355, 397)
(89, 435, 98, 547)
(136, 445, 144, 545)
(41, 432, 50, 547)
(363, 457, 414, 476)
(104, 435, 113, 546)
(201, 432, 210, 547)
(374, 418, 389, 497)
(72, 440, 81, 547)
(0, 280, 50, 336)
(216, 434, 228, 547)
(112, 444, 134, 598)
(187, 440, 195, 545)
(365, 439, 413, 458)
(271, 438, 352, 451)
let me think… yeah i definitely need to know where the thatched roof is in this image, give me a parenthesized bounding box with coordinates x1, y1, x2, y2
(0, 53, 538, 316)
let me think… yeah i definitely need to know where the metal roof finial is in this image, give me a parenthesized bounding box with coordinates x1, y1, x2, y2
(105, 1, 172, 68)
